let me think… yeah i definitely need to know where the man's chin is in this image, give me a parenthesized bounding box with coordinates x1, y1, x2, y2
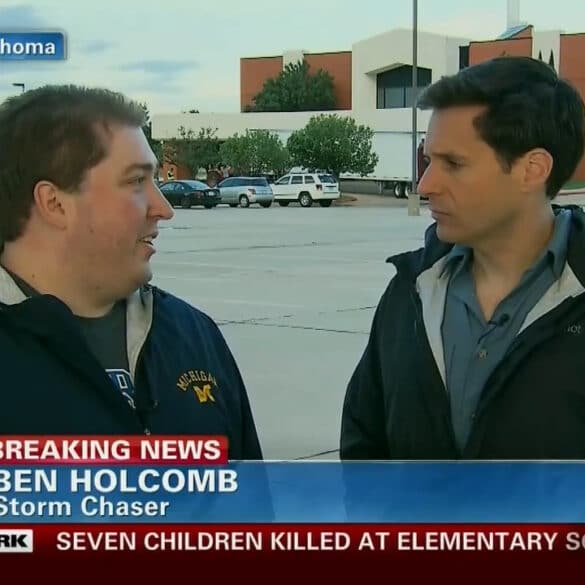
(435, 225, 456, 244)
(139, 266, 154, 286)
(128, 265, 154, 293)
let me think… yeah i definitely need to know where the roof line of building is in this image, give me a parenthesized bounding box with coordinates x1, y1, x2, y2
(497, 24, 532, 40)
(240, 28, 585, 62)
(241, 50, 351, 61)
(469, 36, 531, 45)
(302, 50, 351, 56)
(240, 55, 283, 61)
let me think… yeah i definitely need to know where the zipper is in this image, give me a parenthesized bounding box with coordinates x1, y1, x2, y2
(132, 341, 162, 436)
(408, 286, 459, 452)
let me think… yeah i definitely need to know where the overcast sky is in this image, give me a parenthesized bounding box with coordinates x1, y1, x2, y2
(0, 0, 583, 114)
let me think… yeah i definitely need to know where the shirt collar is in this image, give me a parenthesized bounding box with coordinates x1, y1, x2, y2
(440, 244, 472, 278)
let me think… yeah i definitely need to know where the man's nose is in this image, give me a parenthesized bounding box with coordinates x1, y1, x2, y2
(417, 163, 438, 198)
(150, 183, 174, 220)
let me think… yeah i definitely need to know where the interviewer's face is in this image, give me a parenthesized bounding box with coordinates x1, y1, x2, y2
(64, 125, 174, 303)
(417, 106, 528, 247)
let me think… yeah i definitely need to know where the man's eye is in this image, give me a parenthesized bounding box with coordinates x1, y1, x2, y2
(446, 160, 462, 169)
(128, 176, 146, 185)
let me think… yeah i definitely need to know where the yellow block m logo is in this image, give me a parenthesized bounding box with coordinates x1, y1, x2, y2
(194, 384, 215, 403)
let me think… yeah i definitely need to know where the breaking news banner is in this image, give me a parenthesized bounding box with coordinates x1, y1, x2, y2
(0, 31, 66, 61)
(2, 436, 585, 574)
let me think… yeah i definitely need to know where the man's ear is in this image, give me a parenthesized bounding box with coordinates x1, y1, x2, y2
(32, 181, 70, 229)
(519, 148, 553, 194)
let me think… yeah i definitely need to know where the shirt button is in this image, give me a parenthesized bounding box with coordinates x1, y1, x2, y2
(478, 349, 488, 359)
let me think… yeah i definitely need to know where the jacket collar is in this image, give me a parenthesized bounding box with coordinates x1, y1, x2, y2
(0, 264, 27, 305)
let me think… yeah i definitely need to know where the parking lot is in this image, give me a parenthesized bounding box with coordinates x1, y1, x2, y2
(150, 201, 434, 460)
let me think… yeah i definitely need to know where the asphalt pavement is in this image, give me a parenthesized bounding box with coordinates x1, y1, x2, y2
(150, 201, 434, 460)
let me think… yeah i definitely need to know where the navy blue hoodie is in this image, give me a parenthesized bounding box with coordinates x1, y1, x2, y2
(0, 268, 263, 461)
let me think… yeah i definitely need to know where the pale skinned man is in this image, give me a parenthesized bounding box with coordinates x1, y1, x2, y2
(0, 85, 263, 460)
(341, 57, 585, 460)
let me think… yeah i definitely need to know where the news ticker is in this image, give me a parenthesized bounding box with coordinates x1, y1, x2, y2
(2, 436, 585, 527)
(4, 525, 585, 557)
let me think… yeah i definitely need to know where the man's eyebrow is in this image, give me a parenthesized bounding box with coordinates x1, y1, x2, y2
(121, 162, 157, 175)
(426, 151, 469, 162)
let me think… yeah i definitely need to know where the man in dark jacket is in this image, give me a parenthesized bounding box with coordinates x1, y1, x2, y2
(0, 85, 263, 460)
(340, 56, 585, 460)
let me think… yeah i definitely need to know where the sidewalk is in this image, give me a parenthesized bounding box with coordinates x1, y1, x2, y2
(334, 193, 417, 207)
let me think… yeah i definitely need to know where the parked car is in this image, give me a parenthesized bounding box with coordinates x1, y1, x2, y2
(217, 176, 274, 208)
(271, 173, 340, 207)
(158, 180, 221, 209)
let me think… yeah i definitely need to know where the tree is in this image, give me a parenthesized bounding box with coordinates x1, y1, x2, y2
(219, 130, 290, 177)
(163, 126, 221, 177)
(287, 114, 378, 179)
(139, 103, 163, 164)
(251, 60, 336, 112)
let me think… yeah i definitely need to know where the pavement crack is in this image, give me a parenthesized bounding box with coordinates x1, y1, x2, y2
(333, 305, 377, 313)
(292, 448, 340, 460)
(220, 321, 368, 335)
(217, 306, 376, 326)
(218, 316, 279, 325)
(160, 239, 379, 255)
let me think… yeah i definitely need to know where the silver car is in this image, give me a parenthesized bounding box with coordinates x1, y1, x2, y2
(217, 176, 274, 208)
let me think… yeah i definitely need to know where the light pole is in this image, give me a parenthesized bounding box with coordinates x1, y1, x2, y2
(408, 0, 420, 216)
(12, 83, 25, 93)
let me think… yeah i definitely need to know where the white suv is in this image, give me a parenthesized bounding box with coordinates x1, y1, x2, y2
(271, 173, 340, 207)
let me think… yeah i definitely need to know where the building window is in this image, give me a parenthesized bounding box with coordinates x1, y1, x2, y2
(376, 65, 432, 109)
(459, 45, 469, 70)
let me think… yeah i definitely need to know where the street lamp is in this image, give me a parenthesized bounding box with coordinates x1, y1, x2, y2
(12, 83, 25, 93)
(408, 0, 420, 216)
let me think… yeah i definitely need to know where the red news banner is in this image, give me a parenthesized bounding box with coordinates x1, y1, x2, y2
(0, 435, 228, 465)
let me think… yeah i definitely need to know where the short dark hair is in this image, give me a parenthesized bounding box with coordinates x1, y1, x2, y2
(418, 56, 585, 198)
(0, 84, 146, 244)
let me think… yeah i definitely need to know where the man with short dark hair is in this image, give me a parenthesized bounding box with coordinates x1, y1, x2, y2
(340, 56, 585, 460)
(0, 85, 263, 460)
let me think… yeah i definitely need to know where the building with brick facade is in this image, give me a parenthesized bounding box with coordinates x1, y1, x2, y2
(236, 26, 585, 184)
(153, 7, 585, 189)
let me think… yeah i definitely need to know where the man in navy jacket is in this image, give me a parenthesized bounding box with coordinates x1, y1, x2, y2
(0, 85, 262, 461)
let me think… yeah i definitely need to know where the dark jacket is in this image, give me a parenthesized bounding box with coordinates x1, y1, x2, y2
(340, 205, 585, 460)
(0, 277, 263, 461)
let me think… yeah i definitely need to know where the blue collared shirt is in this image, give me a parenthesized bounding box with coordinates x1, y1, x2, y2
(441, 209, 572, 451)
